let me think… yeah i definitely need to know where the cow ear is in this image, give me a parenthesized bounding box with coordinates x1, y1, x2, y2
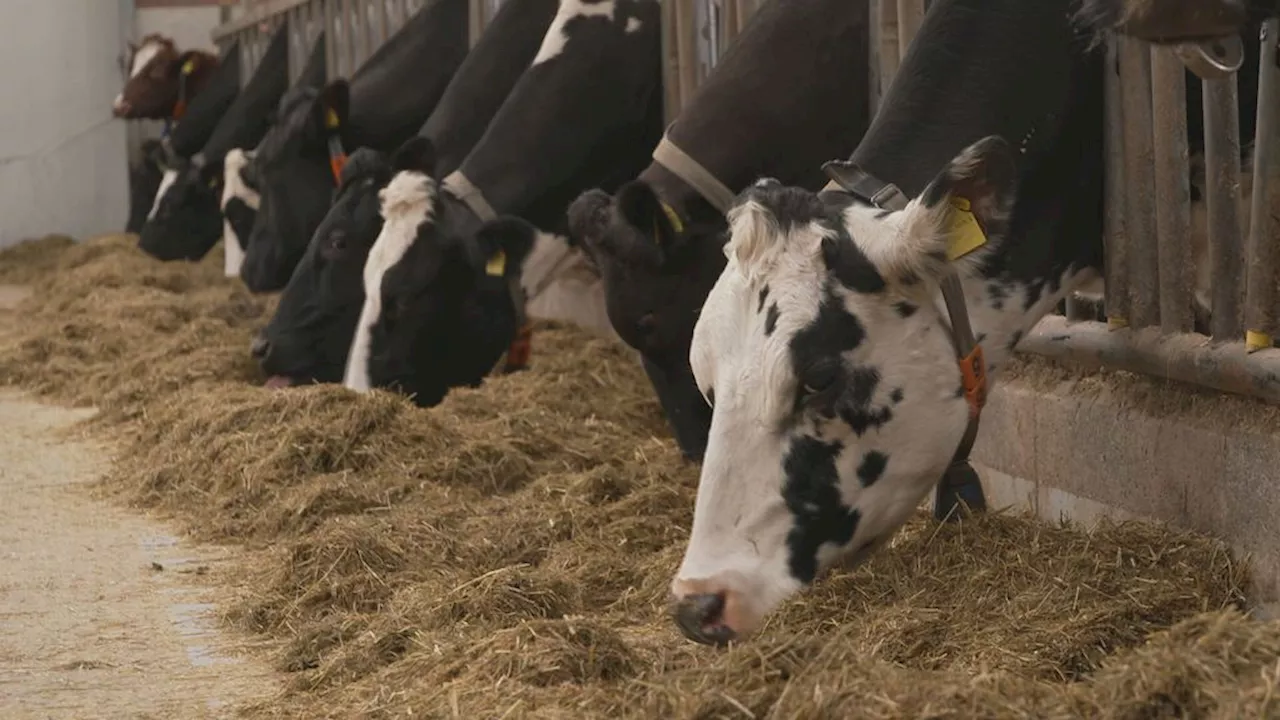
(318, 80, 350, 130)
(618, 180, 682, 252)
(883, 135, 1016, 285)
(391, 136, 436, 175)
(473, 216, 538, 278)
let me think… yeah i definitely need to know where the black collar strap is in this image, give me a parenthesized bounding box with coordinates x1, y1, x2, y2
(442, 170, 535, 375)
(820, 160, 989, 517)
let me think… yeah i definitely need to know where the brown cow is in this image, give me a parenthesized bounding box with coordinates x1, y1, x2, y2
(1074, 0, 1273, 43)
(112, 34, 219, 121)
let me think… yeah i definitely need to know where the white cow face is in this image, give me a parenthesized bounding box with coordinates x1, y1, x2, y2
(671, 137, 1016, 645)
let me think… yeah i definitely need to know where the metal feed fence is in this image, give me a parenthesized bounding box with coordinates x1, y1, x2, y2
(208, 0, 1280, 405)
(211, 0, 500, 83)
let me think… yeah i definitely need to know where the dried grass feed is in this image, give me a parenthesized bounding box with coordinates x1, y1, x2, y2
(2, 234, 1279, 719)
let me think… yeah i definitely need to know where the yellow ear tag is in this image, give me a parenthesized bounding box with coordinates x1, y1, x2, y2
(660, 201, 684, 234)
(485, 249, 507, 277)
(182, 58, 196, 75)
(945, 196, 987, 261)
(324, 107, 340, 130)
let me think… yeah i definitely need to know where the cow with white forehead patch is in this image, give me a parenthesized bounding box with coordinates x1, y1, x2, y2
(239, 0, 470, 293)
(112, 34, 219, 121)
(342, 0, 663, 404)
(251, 0, 562, 389)
(221, 147, 261, 278)
(669, 0, 1106, 645)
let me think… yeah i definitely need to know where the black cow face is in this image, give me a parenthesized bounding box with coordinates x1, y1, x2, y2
(241, 81, 350, 293)
(567, 181, 727, 459)
(254, 147, 396, 387)
(343, 137, 529, 407)
(137, 155, 225, 262)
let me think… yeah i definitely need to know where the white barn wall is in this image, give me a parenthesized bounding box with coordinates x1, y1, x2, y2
(0, 0, 129, 248)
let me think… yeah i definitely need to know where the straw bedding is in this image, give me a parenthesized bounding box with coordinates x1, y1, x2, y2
(1, 234, 1278, 719)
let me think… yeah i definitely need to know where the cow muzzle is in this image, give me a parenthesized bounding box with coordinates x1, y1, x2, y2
(669, 576, 763, 646)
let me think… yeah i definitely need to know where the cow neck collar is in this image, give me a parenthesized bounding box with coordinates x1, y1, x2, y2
(162, 58, 197, 138)
(323, 109, 348, 185)
(818, 161, 989, 509)
(649, 134, 736, 230)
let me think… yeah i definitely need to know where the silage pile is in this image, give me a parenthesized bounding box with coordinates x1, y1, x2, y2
(2, 234, 1279, 719)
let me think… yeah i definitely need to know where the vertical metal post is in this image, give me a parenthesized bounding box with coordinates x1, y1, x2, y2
(1151, 46, 1194, 333)
(376, 0, 390, 44)
(877, 0, 899, 95)
(343, 0, 358, 76)
(676, 0, 699, 110)
(1245, 19, 1279, 350)
(1204, 71, 1245, 340)
(469, 0, 485, 47)
(1104, 40, 1131, 327)
(661, 0, 682, 125)
(325, 0, 337, 79)
(1118, 37, 1160, 329)
(895, 0, 923, 61)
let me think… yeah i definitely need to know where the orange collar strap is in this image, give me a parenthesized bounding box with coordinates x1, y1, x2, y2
(501, 322, 535, 374)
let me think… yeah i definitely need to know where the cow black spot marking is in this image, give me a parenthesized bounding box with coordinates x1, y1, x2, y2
(764, 302, 780, 336)
(894, 301, 917, 318)
(857, 450, 888, 487)
(790, 292, 866, 381)
(890, 387, 904, 404)
(782, 436, 861, 584)
(821, 235, 886, 294)
(757, 285, 770, 313)
(839, 366, 893, 436)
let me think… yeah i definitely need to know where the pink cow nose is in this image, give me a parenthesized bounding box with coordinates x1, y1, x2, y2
(112, 98, 132, 117)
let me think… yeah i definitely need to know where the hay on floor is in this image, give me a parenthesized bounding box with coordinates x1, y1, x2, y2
(1, 234, 1277, 720)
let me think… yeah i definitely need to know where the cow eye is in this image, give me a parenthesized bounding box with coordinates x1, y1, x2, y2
(325, 231, 347, 256)
(800, 360, 840, 396)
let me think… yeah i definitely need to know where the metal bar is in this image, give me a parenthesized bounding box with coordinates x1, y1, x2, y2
(895, 0, 923, 61)
(877, 0, 899, 100)
(1118, 37, 1160, 329)
(1204, 71, 1245, 340)
(1151, 45, 1194, 333)
(211, 0, 313, 41)
(343, 0, 357, 76)
(376, 0, 390, 46)
(1022, 315, 1280, 404)
(661, 0, 682, 124)
(1104, 39, 1130, 326)
(1245, 18, 1280, 350)
(325, 0, 337, 79)
(469, 0, 484, 47)
(721, 0, 739, 52)
(676, 0, 699, 109)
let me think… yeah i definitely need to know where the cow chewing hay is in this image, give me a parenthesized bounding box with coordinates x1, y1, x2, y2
(2, 234, 1280, 718)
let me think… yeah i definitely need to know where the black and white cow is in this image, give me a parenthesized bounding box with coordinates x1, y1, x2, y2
(567, 0, 873, 461)
(139, 22, 295, 262)
(239, 0, 470, 293)
(340, 0, 665, 407)
(127, 41, 243, 236)
(1074, 0, 1273, 43)
(667, 0, 1106, 645)
(251, 0, 563, 388)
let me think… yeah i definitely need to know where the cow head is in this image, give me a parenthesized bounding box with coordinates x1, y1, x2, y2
(567, 181, 728, 460)
(1073, 0, 1253, 43)
(241, 80, 350, 293)
(114, 36, 201, 120)
(254, 147, 396, 388)
(670, 137, 1016, 645)
(137, 153, 227, 262)
(342, 137, 528, 407)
